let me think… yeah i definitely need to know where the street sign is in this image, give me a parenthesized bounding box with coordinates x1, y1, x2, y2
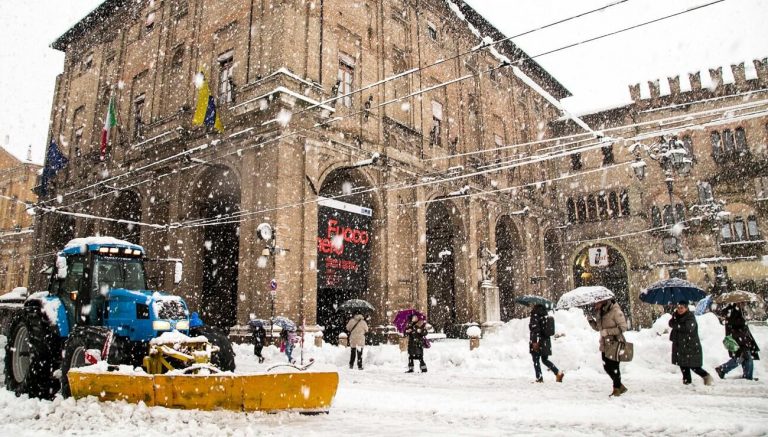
(270, 279, 278, 290)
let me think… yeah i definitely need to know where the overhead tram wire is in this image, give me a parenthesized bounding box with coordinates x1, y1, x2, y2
(42, 0, 633, 209)
(179, 103, 767, 229)
(48, 0, 727, 223)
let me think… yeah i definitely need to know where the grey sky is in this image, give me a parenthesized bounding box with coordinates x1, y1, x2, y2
(0, 0, 765, 164)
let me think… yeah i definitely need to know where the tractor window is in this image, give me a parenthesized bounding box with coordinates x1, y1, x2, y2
(62, 257, 85, 295)
(93, 257, 147, 294)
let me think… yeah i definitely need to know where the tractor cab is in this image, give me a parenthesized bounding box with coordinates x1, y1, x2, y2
(48, 237, 189, 341)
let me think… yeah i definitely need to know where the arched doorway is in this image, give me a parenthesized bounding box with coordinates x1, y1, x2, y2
(194, 166, 241, 329)
(496, 216, 524, 321)
(425, 201, 457, 333)
(109, 190, 142, 244)
(573, 245, 631, 326)
(316, 168, 376, 339)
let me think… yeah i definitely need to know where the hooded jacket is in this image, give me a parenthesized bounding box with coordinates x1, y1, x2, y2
(589, 301, 628, 353)
(529, 305, 553, 356)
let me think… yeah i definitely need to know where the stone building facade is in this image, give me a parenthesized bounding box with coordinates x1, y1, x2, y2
(548, 58, 768, 327)
(31, 0, 571, 334)
(0, 147, 41, 292)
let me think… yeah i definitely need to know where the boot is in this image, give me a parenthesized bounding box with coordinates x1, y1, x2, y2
(556, 371, 564, 383)
(610, 387, 622, 397)
(703, 374, 714, 386)
(715, 366, 725, 379)
(618, 385, 628, 395)
(535, 377, 544, 383)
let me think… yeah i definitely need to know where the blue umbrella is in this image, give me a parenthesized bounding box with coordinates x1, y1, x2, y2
(640, 278, 706, 305)
(695, 295, 712, 315)
(271, 316, 297, 331)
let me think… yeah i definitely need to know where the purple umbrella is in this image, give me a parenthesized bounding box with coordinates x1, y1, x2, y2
(393, 309, 426, 334)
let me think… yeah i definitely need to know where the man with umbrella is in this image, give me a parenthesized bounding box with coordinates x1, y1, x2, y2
(715, 301, 760, 381)
(248, 318, 268, 363)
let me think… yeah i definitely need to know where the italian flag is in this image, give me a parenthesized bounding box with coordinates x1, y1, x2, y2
(100, 96, 117, 161)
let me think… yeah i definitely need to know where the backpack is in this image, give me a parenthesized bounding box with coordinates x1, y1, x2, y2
(544, 315, 556, 337)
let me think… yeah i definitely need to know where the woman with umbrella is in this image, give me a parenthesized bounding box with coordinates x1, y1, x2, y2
(248, 318, 268, 363)
(588, 298, 629, 397)
(528, 303, 564, 383)
(669, 301, 714, 385)
(715, 301, 760, 381)
(346, 313, 369, 370)
(405, 314, 429, 373)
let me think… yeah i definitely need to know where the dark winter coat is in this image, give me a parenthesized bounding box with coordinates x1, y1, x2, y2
(252, 325, 267, 345)
(406, 320, 428, 357)
(724, 306, 760, 360)
(669, 310, 703, 368)
(529, 305, 552, 356)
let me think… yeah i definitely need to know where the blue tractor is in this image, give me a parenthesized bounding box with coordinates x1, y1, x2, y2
(4, 237, 235, 399)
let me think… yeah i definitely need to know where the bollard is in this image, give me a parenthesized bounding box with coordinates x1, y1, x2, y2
(386, 331, 400, 345)
(467, 325, 482, 351)
(338, 333, 348, 347)
(398, 336, 408, 352)
(314, 333, 323, 348)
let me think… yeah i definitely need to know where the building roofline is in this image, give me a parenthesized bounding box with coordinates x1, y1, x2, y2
(51, 0, 127, 51)
(452, 0, 571, 99)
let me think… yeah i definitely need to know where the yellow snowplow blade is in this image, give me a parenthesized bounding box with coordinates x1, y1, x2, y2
(67, 370, 339, 413)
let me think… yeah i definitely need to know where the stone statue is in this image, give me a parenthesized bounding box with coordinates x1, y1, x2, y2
(478, 243, 499, 284)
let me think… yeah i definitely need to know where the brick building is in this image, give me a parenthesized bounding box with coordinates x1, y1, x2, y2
(0, 146, 41, 292)
(31, 0, 572, 334)
(549, 58, 768, 326)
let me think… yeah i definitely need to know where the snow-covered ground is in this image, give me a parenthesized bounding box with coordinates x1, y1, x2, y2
(1, 309, 767, 436)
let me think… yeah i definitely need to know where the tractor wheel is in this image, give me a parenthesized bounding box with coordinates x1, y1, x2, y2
(59, 326, 114, 398)
(190, 325, 236, 371)
(4, 309, 61, 399)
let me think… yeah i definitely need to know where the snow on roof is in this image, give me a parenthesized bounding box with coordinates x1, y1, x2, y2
(658, 78, 671, 97)
(639, 81, 651, 100)
(679, 73, 692, 92)
(699, 69, 716, 90)
(721, 65, 735, 85)
(744, 60, 759, 80)
(63, 236, 144, 254)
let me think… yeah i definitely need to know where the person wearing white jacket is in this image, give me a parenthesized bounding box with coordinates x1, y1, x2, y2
(346, 314, 369, 370)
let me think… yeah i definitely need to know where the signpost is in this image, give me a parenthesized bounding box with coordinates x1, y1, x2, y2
(270, 278, 277, 338)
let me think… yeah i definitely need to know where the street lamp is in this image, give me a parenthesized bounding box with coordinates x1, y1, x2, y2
(256, 223, 289, 338)
(632, 136, 692, 279)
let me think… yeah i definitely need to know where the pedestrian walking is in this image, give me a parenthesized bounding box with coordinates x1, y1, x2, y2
(405, 315, 428, 373)
(669, 301, 714, 385)
(346, 314, 369, 370)
(588, 299, 628, 396)
(249, 319, 268, 363)
(529, 304, 564, 383)
(715, 303, 760, 380)
(280, 328, 297, 363)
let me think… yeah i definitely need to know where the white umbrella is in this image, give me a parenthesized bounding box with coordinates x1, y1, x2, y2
(556, 286, 615, 310)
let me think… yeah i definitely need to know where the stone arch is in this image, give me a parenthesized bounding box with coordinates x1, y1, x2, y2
(188, 164, 242, 329)
(495, 215, 526, 321)
(570, 242, 633, 327)
(316, 165, 382, 341)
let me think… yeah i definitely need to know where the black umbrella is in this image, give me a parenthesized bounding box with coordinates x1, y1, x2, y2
(338, 299, 375, 313)
(514, 295, 554, 309)
(640, 278, 706, 305)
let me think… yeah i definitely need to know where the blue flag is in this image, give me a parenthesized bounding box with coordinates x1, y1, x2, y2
(37, 140, 68, 196)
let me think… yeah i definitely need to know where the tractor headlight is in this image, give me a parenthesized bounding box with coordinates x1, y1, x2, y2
(152, 320, 172, 331)
(175, 320, 189, 330)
